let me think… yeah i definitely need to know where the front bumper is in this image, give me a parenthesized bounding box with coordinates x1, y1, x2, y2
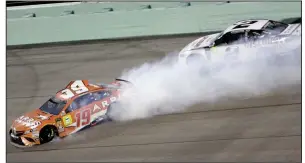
(9, 130, 38, 147)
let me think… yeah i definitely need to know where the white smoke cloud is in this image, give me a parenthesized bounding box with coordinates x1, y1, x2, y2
(107, 36, 301, 121)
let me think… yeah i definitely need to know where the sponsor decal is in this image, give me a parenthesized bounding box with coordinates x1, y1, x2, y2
(55, 118, 64, 133)
(281, 24, 300, 35)
(37, 114, 49, 120)
(62, 115, 73, 127)
(291, 26, 301, 36)
(244, 36, 286, 48)
(15, 116, 41, 128)
(75, 96, 118, 128)
(92, 104, 102, 114)
(32, 131, 39, 138)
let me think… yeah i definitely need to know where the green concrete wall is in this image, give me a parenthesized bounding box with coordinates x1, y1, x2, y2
(7, 2, 301, 46)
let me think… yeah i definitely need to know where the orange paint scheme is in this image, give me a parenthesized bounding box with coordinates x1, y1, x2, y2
(9, 80, 122, 147)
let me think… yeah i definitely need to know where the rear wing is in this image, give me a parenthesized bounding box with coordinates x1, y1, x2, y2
(97, 78, 133, 89)
(113, 78, 133, 87)
(115, 78, 132, 84)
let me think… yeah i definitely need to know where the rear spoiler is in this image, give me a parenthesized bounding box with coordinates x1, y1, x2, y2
(113, 78, 134, 88)
(115, 78, 132, 84)
(96, 78, 133, 89)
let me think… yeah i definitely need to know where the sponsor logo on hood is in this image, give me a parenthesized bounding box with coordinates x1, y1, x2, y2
(15, 116, 42, 129)
(37, 114, 49, 120)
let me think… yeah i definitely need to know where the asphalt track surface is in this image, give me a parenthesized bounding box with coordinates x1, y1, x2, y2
(7, 36, 301, 162)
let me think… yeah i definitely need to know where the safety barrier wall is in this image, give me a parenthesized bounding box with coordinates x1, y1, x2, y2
(7, 2, 301, 46)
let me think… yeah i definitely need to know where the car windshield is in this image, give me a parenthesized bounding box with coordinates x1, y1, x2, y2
(39, 97, 67, 115)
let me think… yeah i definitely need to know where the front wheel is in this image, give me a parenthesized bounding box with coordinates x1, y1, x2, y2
(186, 53, 206, 66)
(186, 53, 218, 76)
(39, 126, 55, 144)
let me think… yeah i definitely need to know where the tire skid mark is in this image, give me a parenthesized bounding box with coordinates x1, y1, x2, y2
(8, 134, 300, 154)
(7, 102, 300, 154)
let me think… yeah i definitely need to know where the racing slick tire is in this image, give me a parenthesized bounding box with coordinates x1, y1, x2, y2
(105, 103, 116, 121)
(186, 53, 206, 67)
(186, 53, 226, 76)
(39, 125, 56, 144)
(292, 46, 301, 66)
(106, 102, 123, 121)
(186, 53, 213, 75)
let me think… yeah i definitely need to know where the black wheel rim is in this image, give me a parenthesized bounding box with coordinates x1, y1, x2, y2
(41, 127, 54, 142)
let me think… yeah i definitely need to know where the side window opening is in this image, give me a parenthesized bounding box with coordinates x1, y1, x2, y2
(91, 91, 111, 101)
(66, 93, 91, 113)
(247, 30, 264, 41)
(65, 91, 111, 113)
(263, 21, 288, 34)
(214, 31, 246, 46)
(66, 101, 78, 113)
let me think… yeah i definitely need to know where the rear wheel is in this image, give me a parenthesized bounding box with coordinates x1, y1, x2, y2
(39, 126, 56, 144)
(292, 46, 301, 66)
(106, 102, 123, 121)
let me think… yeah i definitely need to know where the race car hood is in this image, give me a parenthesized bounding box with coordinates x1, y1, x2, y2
(180, 33, 220, 53)
(11, 109, 52, 132)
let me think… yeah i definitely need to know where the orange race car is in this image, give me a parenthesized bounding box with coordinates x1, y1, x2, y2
(9, 79, 130, 147)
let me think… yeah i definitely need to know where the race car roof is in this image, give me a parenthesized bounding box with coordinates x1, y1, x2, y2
(55, 80, 102, 100)
(223, 19, 270, 34)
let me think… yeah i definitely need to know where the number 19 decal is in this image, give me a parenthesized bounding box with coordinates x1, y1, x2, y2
(75, 109, 91, 127)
